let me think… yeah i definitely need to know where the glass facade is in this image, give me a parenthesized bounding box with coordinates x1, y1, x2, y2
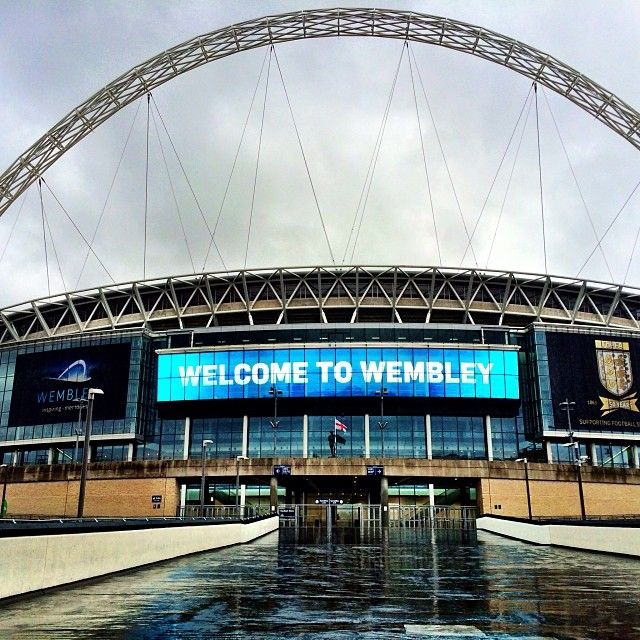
(431, 416, 486, 459)
(0, 323, 638, 472)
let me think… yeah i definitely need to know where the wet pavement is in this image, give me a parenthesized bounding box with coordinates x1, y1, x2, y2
(0, 528, 639, 639)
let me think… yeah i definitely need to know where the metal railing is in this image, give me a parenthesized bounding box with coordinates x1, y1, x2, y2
(278, 504, 477, 530)
(179, 505, 271, 519)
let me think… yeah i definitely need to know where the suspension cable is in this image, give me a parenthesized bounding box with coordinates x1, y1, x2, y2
(41, 179, 115, 283)
(461, 83, 534, 265)
(540, 87, 614, 281)
(244, 46, 272, 270)
(201, 47, 271, 271)
(41, 192, 67, 292)
(143, 93, 151, 279)
(534, 84, 548, 274)
(150, 105, 195, 273)
(38, 178, 51, 296)
(407, 43, 440, 265)
(411, 47, 478, 267)
(346, 44, 406, 264)
(486, 91, 535, 268)
(576, 177, 640, 278)
(272, 46, 336, 266)
(623, 220, 640, 284)
(150, 95, 227, 270)
(75, 97, 143, 289)
(0, 189, 29, 266)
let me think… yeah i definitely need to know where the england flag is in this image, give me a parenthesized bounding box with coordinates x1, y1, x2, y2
(335, 418, 348, 432)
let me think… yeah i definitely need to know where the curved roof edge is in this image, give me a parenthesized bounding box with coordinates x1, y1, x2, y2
(1, 265, 640, 345)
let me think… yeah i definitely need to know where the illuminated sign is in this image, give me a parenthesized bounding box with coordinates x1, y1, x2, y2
(8, 344, 131, 426)
(157, 346, 519, 402)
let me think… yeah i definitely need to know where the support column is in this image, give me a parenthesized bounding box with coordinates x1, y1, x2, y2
(302, 414, 308, 459)
(485, 415, 494, 461)
(425, 414, 432, 460)
(127, 442, 134, 462)
(546, 441, 553, 463)
(179, 483, 186, 517)
(428, 483, 435, 507)
(364, 414, 370, 458)
(242, 415, 249, 457)
(380, 476, 389, 527)
(590, 443, 599, 466)
(183, 417, 191, 460)
(47, 448, 53, 465)
(270, 476, 278, 513)
(634, 445, 640, 469)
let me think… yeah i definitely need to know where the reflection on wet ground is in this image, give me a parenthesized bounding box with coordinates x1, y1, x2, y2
(0, 528, 639, 639)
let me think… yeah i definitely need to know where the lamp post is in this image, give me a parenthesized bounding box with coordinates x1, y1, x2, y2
(375, 387, 388, 458)
(515, 457, 532, 520)
(559, 398, 586, 520)
(200, 439, 213, 517)
(74, 400, 87, 463)
(1, 464, 8, 518)
(76, 388, 104, 518)
(235, 455, 249, 515)
(269, 386, 283, 456)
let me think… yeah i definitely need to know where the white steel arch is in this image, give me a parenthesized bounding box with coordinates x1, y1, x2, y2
(0, 7, 639, 218)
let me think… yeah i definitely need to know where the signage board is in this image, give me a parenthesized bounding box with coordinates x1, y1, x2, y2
(278, 507, 296, 519)
(366, 465, 384, 476)
(8, 344, 131, 426)
(546, 332, 640, 431)
(314, 498, 344, 505)
(151, 495, 162, 504)
(273, 465, 292, 476)
(157, 346, 519, 402)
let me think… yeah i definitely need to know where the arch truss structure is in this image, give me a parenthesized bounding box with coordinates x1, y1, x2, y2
(1, 7, 640, 218)
(1, 266, 640, 345)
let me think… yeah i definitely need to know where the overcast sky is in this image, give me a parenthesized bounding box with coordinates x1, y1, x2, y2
(0, 0, 639, 308)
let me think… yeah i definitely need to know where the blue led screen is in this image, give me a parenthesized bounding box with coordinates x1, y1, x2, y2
(157, 347, 519, 402)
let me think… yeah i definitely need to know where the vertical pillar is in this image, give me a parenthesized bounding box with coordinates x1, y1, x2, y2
(240, 483, 246, 508)
(242, 415, 248, 457)
(633, 445, 640, 469)
(380, 476, 389, 527)
(179, 483, 186, 516)
(590, 443, 599, 466)
(270, 476, 278, 513)
(302, 414, 308, 459)
(364, 414, 370, 458)
(425, 414, 432, 460)
(47, 448, 53, 465)
(428, 483, 435, 507)
(183, 417, 191, 460)
(127, 442, 134, 462)
(485, 415, 494, 461)
(546, 441, 553, 463)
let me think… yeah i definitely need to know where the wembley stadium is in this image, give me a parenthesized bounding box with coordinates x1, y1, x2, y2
(0, 8, 639, 522)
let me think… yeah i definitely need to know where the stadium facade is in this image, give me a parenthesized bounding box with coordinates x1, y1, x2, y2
(1, 265, 639, 519)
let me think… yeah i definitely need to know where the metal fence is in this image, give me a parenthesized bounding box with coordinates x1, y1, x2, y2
(179, 505, 271, 519)
(278, 504, 477, 530)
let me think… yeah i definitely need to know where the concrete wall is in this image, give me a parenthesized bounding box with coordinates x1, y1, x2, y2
(0, 516, 279, 600)
(478, 516, 640, 557)
(3, 477, 180, 518)
(479, 476, 640, 519)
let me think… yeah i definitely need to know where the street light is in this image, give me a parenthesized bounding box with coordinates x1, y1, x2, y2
(269, 386, 283, 456)
(375, 387, 388, 458)
(1, 464, 7, 518)
(235, 455, 249, 514)
(515, 457, 532, 520)
(76, 388, 104, 518)
(200, 439, 213, 517)
(559, 398, 586, 520)
(74, 399, 88, 463)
